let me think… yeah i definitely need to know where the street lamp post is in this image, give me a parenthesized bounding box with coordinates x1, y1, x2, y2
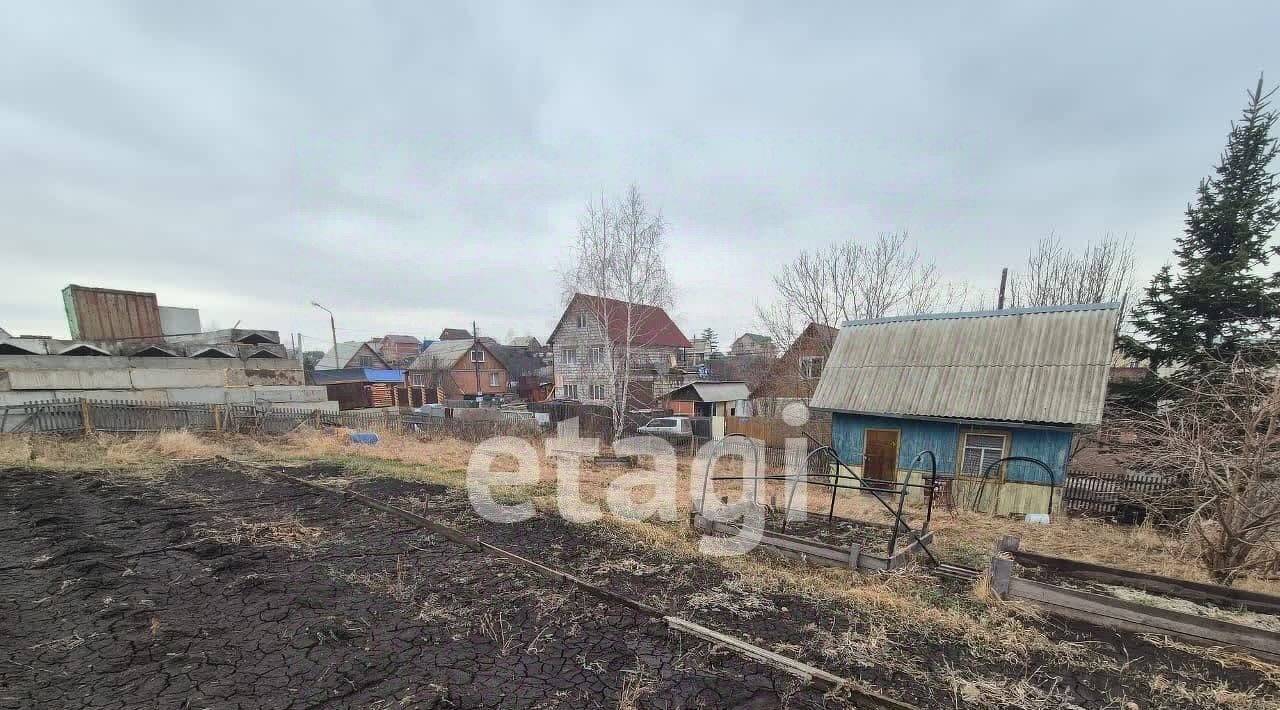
(311, 301, 339, 369)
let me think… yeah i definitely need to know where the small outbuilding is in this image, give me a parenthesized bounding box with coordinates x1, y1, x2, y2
(309, 368, 406, 410)
(661, 381, 751, 418)
(809, 303, 1121, 515)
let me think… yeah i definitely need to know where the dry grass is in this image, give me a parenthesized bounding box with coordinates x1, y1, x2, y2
(5, 426, 1279, 695)
(5, 428, 1277, 594)
(200, 515, 325, 549)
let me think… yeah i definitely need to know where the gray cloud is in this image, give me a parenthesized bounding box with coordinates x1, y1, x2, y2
(2, 1, 1277, 348)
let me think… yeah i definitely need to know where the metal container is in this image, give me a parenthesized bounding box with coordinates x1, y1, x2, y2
(62, 285, 164, 341)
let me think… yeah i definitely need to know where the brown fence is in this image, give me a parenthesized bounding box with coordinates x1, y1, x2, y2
(725, 416, 830, 449)
(1062, 470, 1175, 519)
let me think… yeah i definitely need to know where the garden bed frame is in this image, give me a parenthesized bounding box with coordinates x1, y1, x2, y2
(691, 512, 935, 572)
(696, 433, 943, 567)
(987, 535, 1280, 662)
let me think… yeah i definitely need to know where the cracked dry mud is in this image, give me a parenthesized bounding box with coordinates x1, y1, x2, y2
(0, 466, 829, 709)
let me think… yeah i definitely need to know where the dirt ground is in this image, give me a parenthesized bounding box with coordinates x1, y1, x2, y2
(2, 431, 1278, 708)
(0, 465, 825, 709)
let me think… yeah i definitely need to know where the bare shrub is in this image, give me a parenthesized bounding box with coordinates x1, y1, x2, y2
(1123, 351, 1280, 585)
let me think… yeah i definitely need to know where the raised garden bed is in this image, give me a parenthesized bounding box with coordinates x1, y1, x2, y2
(987, 536, 1280, 663)
(692, 508, 933, 572)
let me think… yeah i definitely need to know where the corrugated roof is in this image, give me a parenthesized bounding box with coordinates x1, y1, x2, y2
(315, 341, 388, 370)
(809, 303, 1121, 426)
(407, 339, 508, 371)
(664, 381, 751, 402)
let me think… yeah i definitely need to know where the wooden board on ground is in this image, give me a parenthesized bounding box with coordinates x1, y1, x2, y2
(1011, 549, 1280, 615)
(1007, 577, 1280, 662)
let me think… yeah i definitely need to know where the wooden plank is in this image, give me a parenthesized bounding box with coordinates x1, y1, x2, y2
(1008, 578, 1280, 661)
(1012, 549, 1280, 615)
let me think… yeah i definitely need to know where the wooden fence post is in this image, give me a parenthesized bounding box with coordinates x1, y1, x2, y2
(994, 535, 1021, 555)
(80, 399, 93, 434)
(988, 555, 1014, 599)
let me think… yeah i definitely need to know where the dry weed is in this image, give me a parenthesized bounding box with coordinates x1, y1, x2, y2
(202, 515, 324, 548)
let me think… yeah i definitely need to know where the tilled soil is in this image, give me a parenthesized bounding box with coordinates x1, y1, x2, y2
(756, 511, 897, 553)
(3, 462, 1275, 709)
(341, 469, 1277, 710)
(0, 466, 830, 709)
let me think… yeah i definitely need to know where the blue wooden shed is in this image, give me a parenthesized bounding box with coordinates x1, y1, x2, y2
(808, 303, 1121, 515)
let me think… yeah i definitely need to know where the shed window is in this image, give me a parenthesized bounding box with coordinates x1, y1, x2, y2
(799, 355, 824, 379)
(960, 434, 1007, 478)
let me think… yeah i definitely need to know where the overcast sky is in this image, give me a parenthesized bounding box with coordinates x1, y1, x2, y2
(3, 2, 1278, 350)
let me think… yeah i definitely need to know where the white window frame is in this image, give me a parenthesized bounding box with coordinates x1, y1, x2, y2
(358, 355, 373, 368)
(470, 349, 485, 363)
(411, 373, 425, 387)
(799, 355, 824, 380)
(588, 346, 603, 365)
(561, 347, 578, 365)
(562, 384, 578, 399)
(577, 313, 589, 328)
(489, 371, 500, 387)
(959, 433, 1008, 479)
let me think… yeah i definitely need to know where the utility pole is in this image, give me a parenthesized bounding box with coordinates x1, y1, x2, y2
(472, 320, 481, 398)
(997, 268, 1008, 310)
(311, 302, 339, 369)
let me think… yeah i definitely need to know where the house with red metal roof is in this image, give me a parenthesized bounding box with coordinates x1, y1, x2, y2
(546, 293, 691, 408)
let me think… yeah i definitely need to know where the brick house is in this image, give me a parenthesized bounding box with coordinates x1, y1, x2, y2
(547, 293, 691, 407)
(406, 339, 509, 401)
(376, 334, 422, 365)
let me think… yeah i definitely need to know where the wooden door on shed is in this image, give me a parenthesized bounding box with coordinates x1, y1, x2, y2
(863, 429, 900, 487)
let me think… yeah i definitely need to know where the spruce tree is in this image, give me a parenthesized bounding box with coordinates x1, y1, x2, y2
(1124, 77, 1280, 385)
(699, 327, 719, 355)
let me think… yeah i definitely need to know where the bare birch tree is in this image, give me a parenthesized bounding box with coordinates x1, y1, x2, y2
(561, 185, 675, 434)
(1008, 233, 1136, 309)
(753, 232, 969, 350)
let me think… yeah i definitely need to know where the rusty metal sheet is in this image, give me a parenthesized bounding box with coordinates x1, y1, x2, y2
(62, 285, 163, 341)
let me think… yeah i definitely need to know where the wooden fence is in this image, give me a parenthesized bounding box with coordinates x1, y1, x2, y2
(1062, 470, 1174, 518)
(724, 415, 831, 449)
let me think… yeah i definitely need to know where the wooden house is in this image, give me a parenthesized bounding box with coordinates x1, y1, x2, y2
(314, 341, 389, 371)
(809, 303, 1121, 516)
(406, 339, 509, 402)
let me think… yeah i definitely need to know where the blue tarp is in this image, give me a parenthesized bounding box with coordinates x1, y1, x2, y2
(311, 368, 404, 385)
